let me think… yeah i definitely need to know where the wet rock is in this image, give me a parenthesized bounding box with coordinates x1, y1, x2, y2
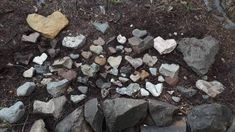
(93, 37, 105, 45)
(149, 68, 157, 76)
(33, 53, 48, 65)
(81, 63, 99, 77)
(69, 53, 80, 60)
(62, 34, 86, 49)
(196, 80, 225, 97)
(176, 86, 197, 98)
(77, 76, 89, 84)
(78, 86, 88, 94)
(58, 69, 77, 81)
(93, 22, 109, 34)
(103, 98, 147, 131)
(90, 45, 103, 54)
(132, 29, 147, 38)
(46, 79, 69, 97)
(33, 96, 67, 118)
(107, 56, 122, 68)
(140, 88, 150, 96)
(148, 99, 178, 126)
(26, 11, 69, 39)
(117, 34, 127, 44)
(70, 94, 86, 103)
(81, 51, 92, 59)
(130, 71, 141, 82)
(52, 56, 73, 69)
(94, 55, 106, 66)
(96, 79, 111, 89)
(17, 82, 36, 96)
(187, 103, 232, 132)
(84, 98, 104, 132)
(178, 36, 219, 75)
(146, 82, 163, 97)
(23, 67, 35, 78)
(55, 107, 92, 132)
(30, 119, 47, 132)
(125, 56, 143, 69)
(143, 53, 158, 67)
(22, 32, 40, 43)
(154, 36, 177, 54)
(116, 83, 141, 96)
(34, 65, 48, 74)
(159, 63, 180, 78)
(0, 101, 25, 123)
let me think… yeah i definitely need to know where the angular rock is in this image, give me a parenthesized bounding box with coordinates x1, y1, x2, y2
(116, 83, 141, 96)
(158, 75, 165, 82)
(90, 45, 103, 54)
(176, 86, 197, 98)
(26, 11, 69, 39)
(81, 63, 99, 77)
(165, 76, 179, 86)
(33, 53, 48, 65)
(78, 86, 88, 94)
(81, 51, 92, 59)
(62, 35, 86, 49)
(125, 56, 143, 69)
(92, 22, 109, 34)
(143, 53, 158, 67)
(17, 82, 36, 96)
(117, 34, 127, 44)
(129, 36, 154, 54)
(132, 29, 147, 38)
(23, 67, 35, 78)
(196, 80, 225, 97)
(93, 37, 105, 45)
(103, 98, 147, 131)
(154, 36, 177, 55)
(107, 56, 122, 68)
(177, 36, 219, 75)
(58, 69, 77, 81)
(52, 56, 73, 69)
(35, 65, 48, 74)
(130, 72, 141, 82)
(46, 79, 69, 97)
(22, 32, 40, 43)
(146, 82, 163, 97)
(70, 94, 86, 103)
(159, 63, 180, 78)
(30, 119, 47, 132)
(140, 88, 150, 96)
(149, 68, 157, 76)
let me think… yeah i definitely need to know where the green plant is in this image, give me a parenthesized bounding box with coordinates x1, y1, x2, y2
(110, 0, 122, 5)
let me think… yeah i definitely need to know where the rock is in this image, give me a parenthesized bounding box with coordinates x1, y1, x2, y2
(120, 65, 133, 75)
(93, 37, 105, 45)
(14, 53, 33, 65)
(55, 107, 92, 132)
(111, 78, 122, 87)
(117, 34, 127, 44)
(52, 56, 73, 69)
(140, 70, 150, 80)
(84, 98, 104, 132)
(26, 11, 69, 39)
(35, 65, 48, 74)
(58, 69, 77, 81)
(94, 55, 106, 65)
(130, 72, 141, 82)
(187, 103, 232, 132)
(78, 86, 88, 94)
(96, 79, 111, 89)
(149, 68, 157, 76)
(108, 47, 117, 54)
(101, 88, 109, 98)
(70, 94, 86, 103)
(46, 79, 69, 97)
(81, 51, 92, 59)
(154, 36, 177, 54)
(177, 36, 219, 75)
(132, 29, 147, 38)
(103, 98, 147, 131)
(158, 75, 165, 82)
(125, 56, 143, 69)
(107, 56, 122, 68)
(30, 119, 47, 132)
(129, 36, 154, 54)
(116, 83, 141, 96)
(148, 99, 178, 126)
(172, 96, 181, 102)
(118, 77, 129, 83)
(22, 32, 40, 43)
(41, 78, 52, 85)
(143, 53, 158, 67)
(47, 48, 60, 58)
(124, 47, 132, 53)
(116, 45, 124, 51)
(92, 22, 109, 33)
(33, 53, 48, 65)
(81, 63, 99, 77)
(165, 76, 179, 86)
(228, 117, 235, 132)
(140, 88, 150, 96)
(62, 35, 86, 49)
(17, 82, 36, 96)
(69, 53, 80, 60)
(33, 96, 67, 118)
(23, 67, 35, 78)
(146, 82, 163, 97)
(176, 86, 197, 98)
(90, 45, 103, 54)
(77, 76, 89, 84)
(159, 63, 180, 78)
(108, 68, 119, 76)
(196, 80, 225, 97)
(0, 101, 25, 123)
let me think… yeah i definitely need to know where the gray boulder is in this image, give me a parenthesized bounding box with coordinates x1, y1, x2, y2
(103, 98, 147, 131)
(187, 103, 232, 132)
(46, 79, 69, 97)
(177, 36, 219, 75)
(17, 82, 36, 96)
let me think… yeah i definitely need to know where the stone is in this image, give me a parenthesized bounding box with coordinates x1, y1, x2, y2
(30, 119, 47, 132)
(62, 34, 86, 49)
(107, 55, 122, 68)
(90, 45, 103, 54)
(81, 63, 99, 77)
(146, 82, 163, 97)
(92, 22, 109, 33)
(108, 47, 117, 54)
(47, 48, 60, 58)
(17, 82, 36, 96)
(96, 79, 111, 89)
(101, 88, 109, 98)
(125, 56, 143, 69)
(158, 75, 165, 82)
(176, 86, 197, 98)
(33, 53, 48, 65)
(132, 29, 147, 38)
(0, 101, 25, 123)
(94, 55, 106, 65)
(14, 53, 33, 65)
(52, 56, 73, 69)
(35, 65, 48, 74)
(196, 80, 225, 97)
(118, 77, 129, 83)
(128, 36, 143, 46)
(120, 65, 133, 75)
(116, 45, 124, 51)
(58, 69, 77, 81)
(70, 94, 86, 103)
(129, 36, 154, 53)
(108, 68, 119, 76)
(103, 98, 147, 131)
(148, 99, 178, 126)
(143, 53, 158, 67)
(41, 78, 52, 85)
(93, 37, 105, 45)
(187, 103, 232, 132)
(165, 76, 179, 86)
(69, 53, 80, 60)
(33, 96, 67, 118)
(55, 107, 92, 132)
(22, 32, 40, 43)
(116, 83, 141, 96)
(111, 79, 122, 87)
(140, 88, 150, 96)
(124, 47, 132, 53)
(81, 51, 92, 59)
(172, 96, 181, 102)
(177, 36, 219, 75)
(149, 68, 157, 76)
(159, 63, 180, 78)
(140, 70, 150, 80)
(78, 86, 88, 94)
(26, 11, 69, 39)
(46, 79, 69, 97)
(84, 98, 104, 132)
(117, 34, 127, 44)
(228, 117, 235, 132)
(77, 76, 89, 84)
(154, 36, 177, 54)
(130, 72, 141, 82)
(23, 67, 35, 78)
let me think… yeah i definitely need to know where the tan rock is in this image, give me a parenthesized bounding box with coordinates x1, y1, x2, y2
(165, 76, 179, 86)
(140, 70, 149, 80)
(26, 11, 69, 39)
(95, 56, 106, 65)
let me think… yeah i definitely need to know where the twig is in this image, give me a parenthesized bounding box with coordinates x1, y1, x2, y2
(21, 113, 29, 132)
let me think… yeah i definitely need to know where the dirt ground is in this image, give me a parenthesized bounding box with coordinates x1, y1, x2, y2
(0, 0, 235, 131)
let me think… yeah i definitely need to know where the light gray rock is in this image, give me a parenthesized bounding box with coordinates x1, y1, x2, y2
(132, 29, 147, 38)
(196, 80, 225, 97)
(108, 68, 119, 76)
(52, 56, 73, 69)
(149, 68, 157, 76)
(33, 53, 48, 65)
(92, 22, 109, 34)
(89, 45, 103, 54)
(103, 98, 147, 131)
(117, 34, 127, 44)
(46, 79, 69, 97)
(107, 56, 122, 68)
(146, 82, 163, 97)
(177, 36, 219, 75)
(17, 82, 36, 96)
(154, 36, 177, 55)
(0, 101, 25, 123)
(93, 37, 105, 45)
(116, 83, 141, 96)
(81, 51, 92, 59)
(172, 96, 181, 103)
(30, 119, 47, 132)
(81, 63, 100, 77)
(62, 35, 86, 49)
(177, 86, 197, 98)
(69, 53, 80, 60)
(159, 63, 180, 78)
(23, 67, 35, 78)
(78, 86, 88, 94)
(158, 75, 165, 82)
(125, 56, 143, 69)
(140, 88, 150, 96)
(143, 53, 158, 67)
(22, 32, 40, 43)
(70, 94, 86, 103)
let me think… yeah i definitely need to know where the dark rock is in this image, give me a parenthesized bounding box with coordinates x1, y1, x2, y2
(14, 53, 33, 65)
(128, 36, 153, 54)
(96, 79, 111, 89)
(120, 65, 133, 75)
(34, 65, 49, 74)
(176, 86, 197, 98)
(228, 117, 235, 132)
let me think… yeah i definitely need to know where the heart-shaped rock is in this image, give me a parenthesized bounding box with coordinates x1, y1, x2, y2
(154, 36, 177, 55)
(107, 56, 122, 68)
(26, 11, 69, 39)
(125, 56, 143, 69)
